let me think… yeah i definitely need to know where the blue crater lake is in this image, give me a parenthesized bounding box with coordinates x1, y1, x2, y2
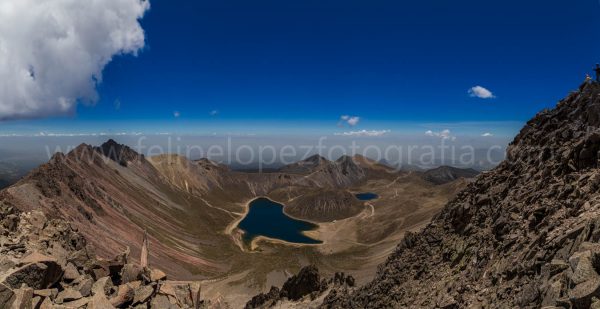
(355, 192, 379, 201)
(238, 198, 322, 245)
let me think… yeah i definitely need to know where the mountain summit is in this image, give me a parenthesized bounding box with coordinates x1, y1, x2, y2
(316, 81, 600, 308)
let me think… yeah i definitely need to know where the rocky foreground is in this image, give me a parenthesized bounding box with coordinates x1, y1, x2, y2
(0, 199, 204, 308)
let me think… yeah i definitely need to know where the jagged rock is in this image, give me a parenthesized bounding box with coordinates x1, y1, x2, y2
(63, 262, 80, 281)
(38, 297, 53, 309)
(91, 277, 114, 298)
(55, 288, 83, 304)
(4, 261, 62, 289)
(73, 276, 93, 297)
(244, 286, 280, 309)
(149, 269, 166, 282)
(150, 294, 178, 309)
(33, 288, 58, 300)
(31, 295, 42, 308)
(280, 265, 321, 301)
(314, 81, 600, 308)
(63, 297, 90, 308)
(132, 285, 154, 304)
(90, 260, 110, 281)
(120, 264, 142, 284)
(570, 277, 600, 308)
(12, 287, 33, 309)
(159, 282, 198, 307)
(88, 292, 115, 309)
(0, 283, 15, 308)
(110, 284, 134, 307)
(19, 252, 57, 266)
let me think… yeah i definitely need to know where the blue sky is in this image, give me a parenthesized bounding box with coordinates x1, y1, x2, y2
(3, 0, 600, 137)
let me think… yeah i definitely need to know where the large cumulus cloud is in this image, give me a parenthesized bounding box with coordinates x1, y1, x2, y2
(0, 0, 149, 120)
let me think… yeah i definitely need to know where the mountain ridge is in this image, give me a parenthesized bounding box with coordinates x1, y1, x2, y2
(314, 80, 600, 308)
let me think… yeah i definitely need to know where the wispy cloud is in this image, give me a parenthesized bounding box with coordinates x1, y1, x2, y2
(481, 132, 493, 137)
(335, 130, 390, 137)
(209, 110, 219, 116)
(173, 111, 181, 118)
(339, 115, 360, 127)
(468, 86, 496, 99)
(425, 129, 456, 141)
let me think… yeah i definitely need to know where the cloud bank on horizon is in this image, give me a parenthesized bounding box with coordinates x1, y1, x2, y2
(0, 0, 150, 120)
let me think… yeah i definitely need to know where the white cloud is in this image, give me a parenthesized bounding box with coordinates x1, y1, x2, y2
(335, 130, 390, 137)
(0, 0, 150, 120)
(468, 86, 496, 99)
(425, 129, 456, 140)
(481, 132, 493, 137)
(339, 115, 360, 127)
(173, 111, 180, 118)
(347, 116, 360, 126)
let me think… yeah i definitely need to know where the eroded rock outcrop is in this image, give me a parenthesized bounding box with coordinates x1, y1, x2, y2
(245, 265, 355, 308)
(0, 201, 204, 308)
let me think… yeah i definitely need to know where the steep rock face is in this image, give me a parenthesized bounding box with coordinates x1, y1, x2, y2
(94, 139, 144, 167)
(321, 81, 600, 308)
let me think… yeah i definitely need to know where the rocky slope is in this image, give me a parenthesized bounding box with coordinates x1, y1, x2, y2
(284, 189, 364, 222)
(0, 199, 204, 308)
(316, 81, 600, 308)
(422, 165, 479, 185)
(279, 155, 329, 174)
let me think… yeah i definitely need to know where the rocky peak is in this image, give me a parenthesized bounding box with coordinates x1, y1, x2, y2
(94, 139, 144, 167)
(304, 154, 328, 164)
(319, 80, 600, 308)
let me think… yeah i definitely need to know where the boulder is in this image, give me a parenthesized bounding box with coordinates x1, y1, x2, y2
(120, 264, 142, 284)
(280, 265, 321, 301)
(110, 284, 134, 307)
(149, 269, 166, 282)
(91, 277, 113, 298)
(33, 289, 58, 300)
(63, 262, 80, 281)
(55, 288, 83, 304)
(87, 292, 115, 309)
(12, 287, 33, 309)
(570, 277, 600, 309)
(0, 283, 15, 308)
(132, 285, 154, 304)
(73, 276, 93, 297)
(4, 262, 63, 289)
(62, 297, 90, 308)
(31, 295, 42, 308)
(159, 282, 194, 307)
(150, 294, 178, 309)
(19, 252, 57, 266)
(244, 286, 280, 309)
